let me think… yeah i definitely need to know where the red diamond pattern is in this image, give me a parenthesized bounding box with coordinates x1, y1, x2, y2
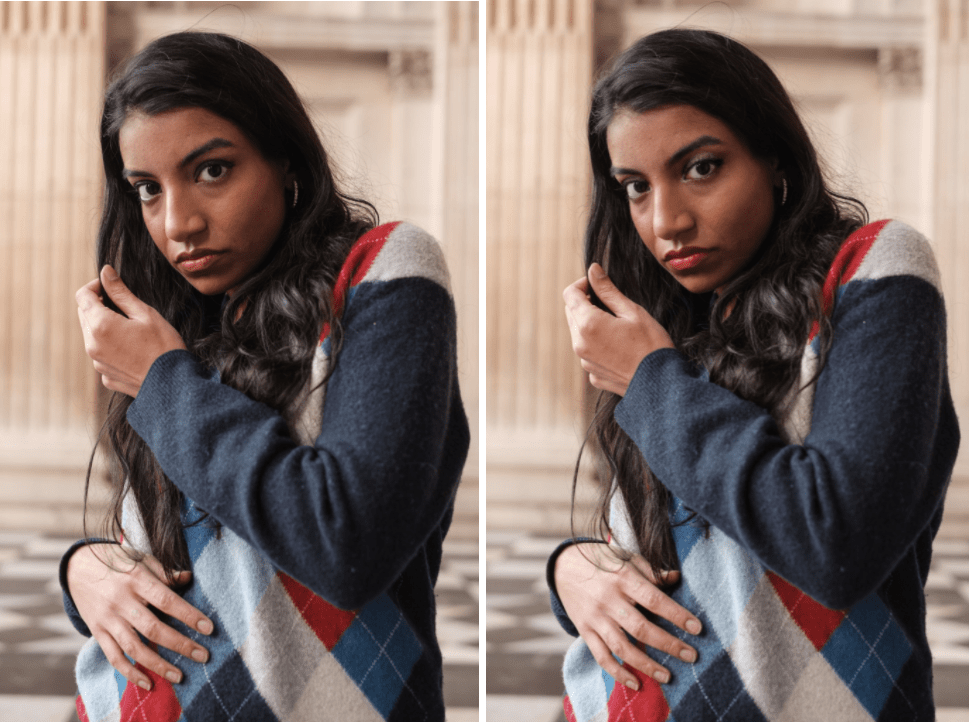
(279, 571, 357, 650)
(768, 571, 846, 651)
(606, 667, 670, 722)
(118, 663, 182, 722)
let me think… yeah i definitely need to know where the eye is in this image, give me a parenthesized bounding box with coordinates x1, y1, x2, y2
(133, 181, 161, 203)
(685, 156, 722, 181)
(623, 179, 650, 200)
(198, 161, 232, 183)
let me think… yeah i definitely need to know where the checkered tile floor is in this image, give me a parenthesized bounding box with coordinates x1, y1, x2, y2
(0, 526, 479, 722)
(485, 531, 968, 722)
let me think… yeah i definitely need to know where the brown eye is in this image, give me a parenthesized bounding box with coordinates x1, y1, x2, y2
(135, 182, 161, 202)
(685, 157, 722, 181)
(198, 162, 231, 182)
(624, 179, 650, 200)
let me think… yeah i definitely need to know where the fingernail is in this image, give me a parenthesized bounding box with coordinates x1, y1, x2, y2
(165, 670, 181, 684)
(686, 619, 702, 635)
(654, 669, 670, 684)
(679, 648, 696, 663)
(137, 679, 151, 691)
(192, 648, 208, 663)
(625, 679, 639, 691)
(198, 619, 213, 635)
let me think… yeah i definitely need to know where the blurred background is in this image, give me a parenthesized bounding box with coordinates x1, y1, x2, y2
(0, 1, 478, 720)
(484, 0, 967, 720)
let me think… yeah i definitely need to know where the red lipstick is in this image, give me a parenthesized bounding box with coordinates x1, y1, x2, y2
(664, 247, 710, 271)
(175, 249, 223, 272)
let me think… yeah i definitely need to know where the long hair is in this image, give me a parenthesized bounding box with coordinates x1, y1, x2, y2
(579, 29, 867, 572)
(87, 32, 377, 579)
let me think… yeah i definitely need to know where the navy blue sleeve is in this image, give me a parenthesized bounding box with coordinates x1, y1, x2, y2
(614, 276, 959, 609)
(126, 277, 469, 610)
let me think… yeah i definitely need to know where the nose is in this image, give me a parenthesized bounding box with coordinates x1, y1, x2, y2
(164, 187, 206, 243)
(652, 184, 694, 241)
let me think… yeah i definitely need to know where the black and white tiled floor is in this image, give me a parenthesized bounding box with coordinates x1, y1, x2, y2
(0, 528, 479, 722)
(485, 531, 969, 722)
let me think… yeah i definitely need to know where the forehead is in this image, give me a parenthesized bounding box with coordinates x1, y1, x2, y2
(118, 107, 249, 165)
(606, 104, 738, 162)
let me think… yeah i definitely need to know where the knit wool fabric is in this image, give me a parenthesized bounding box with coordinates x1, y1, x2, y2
(551, 220, 959, 722)
(65, 222, 470, 722)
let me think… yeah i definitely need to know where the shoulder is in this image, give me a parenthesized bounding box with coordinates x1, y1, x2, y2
(820, 219, 941, 314)
(336, 221, 451, 299)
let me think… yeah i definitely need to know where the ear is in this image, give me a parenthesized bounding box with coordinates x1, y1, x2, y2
(280, 159, 296, 191)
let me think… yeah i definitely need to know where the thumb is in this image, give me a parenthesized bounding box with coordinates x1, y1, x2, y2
(100, 265, 143, 316)
(587, 263, 631, 315)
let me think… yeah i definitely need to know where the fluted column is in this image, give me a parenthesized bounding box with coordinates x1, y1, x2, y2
(928, 0, 969, 473)
(486, 0, 592, 460)
(434, 1, 480, 472)
(486, 0, 596, 532)
(0, 1, 105, 527)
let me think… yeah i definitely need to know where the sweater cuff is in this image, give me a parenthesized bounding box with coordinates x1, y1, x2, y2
(546, 537, 606, 638)
(128, 349, 213, 431)
(60, 538, 118, 638)
(615, 347, 700, 432)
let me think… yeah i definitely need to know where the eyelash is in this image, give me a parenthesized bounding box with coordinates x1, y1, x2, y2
(131, 160, 235, 203)
(618, 155, 724, 201)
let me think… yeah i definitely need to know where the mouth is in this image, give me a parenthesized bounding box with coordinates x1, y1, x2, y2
(664, 247, 710, 271)
(175, 250, 224, 273)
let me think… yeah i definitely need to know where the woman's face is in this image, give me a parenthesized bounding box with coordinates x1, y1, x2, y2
(118, 107, 290, 296)
(606, 104, 779, 295)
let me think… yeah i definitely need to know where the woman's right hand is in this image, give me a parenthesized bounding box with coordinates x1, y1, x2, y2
(66, 543, 213, 691)
(554, 542, 702, 690)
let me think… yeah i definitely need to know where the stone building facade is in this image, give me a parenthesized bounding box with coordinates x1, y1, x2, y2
(486, 0, 968, 531)
(0, 0, 479, 531)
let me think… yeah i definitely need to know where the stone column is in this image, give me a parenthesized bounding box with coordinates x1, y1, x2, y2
(433, 1, 480, 473)
(486, 0, 596, 531)
(0, 1, 106, 530)
(927, 0, 969, 476)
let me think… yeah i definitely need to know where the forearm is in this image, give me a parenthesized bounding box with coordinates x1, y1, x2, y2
(127, 279, 469, 609)
(615, 276, 958, 608)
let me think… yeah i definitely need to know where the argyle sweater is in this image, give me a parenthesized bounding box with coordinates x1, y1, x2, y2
(549, 220, 959, 721)
(62, 222, 470, 722)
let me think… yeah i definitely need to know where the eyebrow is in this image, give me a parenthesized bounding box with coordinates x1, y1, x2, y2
(122, 138, 236, 179)
(610, 135, 724, 176)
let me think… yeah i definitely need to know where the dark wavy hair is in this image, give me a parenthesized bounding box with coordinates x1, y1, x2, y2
(86, 32, 377, 580)
(577, 29, 867, 572)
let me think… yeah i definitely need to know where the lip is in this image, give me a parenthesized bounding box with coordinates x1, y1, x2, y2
(664, 247, 710, 271)
(175, 250, 224, 273)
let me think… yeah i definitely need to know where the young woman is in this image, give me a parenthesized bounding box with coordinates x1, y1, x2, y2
(62, 32, 468, 722)
(548, 29, 958, 722)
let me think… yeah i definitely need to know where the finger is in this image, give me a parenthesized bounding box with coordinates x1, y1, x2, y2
(75, 278, 104, 309)
(619, 609, 697, 664)
(563, 277, 594, 310)
(624, 556, 680, 588)
(127, 603, 209, 665)
(136, 558, 214, 636)
(583, 629, 648, 691)
(100, 265, 145, 317)
(94, 629, 154, 691)
(111, 622, 185, 685)
(622, 570, 702, 637)
(587, 263, 632, 316)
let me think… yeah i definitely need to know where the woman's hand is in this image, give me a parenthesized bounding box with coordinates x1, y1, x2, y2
(76, 265, 187, 397)
(555, 542, 702, 690)
(67, 544, 213, 691)
(564, 263, 673, 396)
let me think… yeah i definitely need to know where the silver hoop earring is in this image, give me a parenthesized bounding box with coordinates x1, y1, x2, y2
(292, 180, 299, 209)
(781, 178, 788, 206)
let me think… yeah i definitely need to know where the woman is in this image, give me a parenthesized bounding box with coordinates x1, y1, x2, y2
(549, 29, 958, 722)
(62, 32, 468, 722)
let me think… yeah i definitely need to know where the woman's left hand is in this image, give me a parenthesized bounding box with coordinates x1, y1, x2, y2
(564, 263, 674, 396)
(76, 265, 187, 397)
